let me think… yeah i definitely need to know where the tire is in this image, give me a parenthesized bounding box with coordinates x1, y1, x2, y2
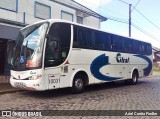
(125, 72, 138, 85)
(131, 72, 138, 85)
(71, 76, 85, 94)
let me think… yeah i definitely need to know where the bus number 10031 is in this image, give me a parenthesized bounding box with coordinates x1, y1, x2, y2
(49, 79, 59, 84)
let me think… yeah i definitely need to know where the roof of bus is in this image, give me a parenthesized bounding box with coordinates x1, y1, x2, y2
(22, 19, 151, 45)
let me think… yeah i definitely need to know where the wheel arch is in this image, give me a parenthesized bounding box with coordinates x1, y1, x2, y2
(70, 69, 89, 87)
(131, 68, 139, 79)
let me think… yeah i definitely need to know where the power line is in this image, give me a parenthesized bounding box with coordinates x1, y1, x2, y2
(78, 0, 129, 24)
(134, 8, 160, 31)
(108, 17, 160, 43)
(78, 0, 160, 42)
(78, 0, 128, 19)
(107, 17, 128, 24)
(119, 0, 130, 5)
(131, 0, 141, 12)
(118, 0, 160, 40)
(132, 22, 160, 43)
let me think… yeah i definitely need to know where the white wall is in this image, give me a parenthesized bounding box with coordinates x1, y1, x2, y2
(83, 16, 100, 29)
(0, 0, 101, 28)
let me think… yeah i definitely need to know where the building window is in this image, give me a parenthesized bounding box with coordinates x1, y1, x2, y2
(77, 16, 83, 24)
(35, 2, 51, 19)
(0, 0, 18, 12)
(61, 10, 73, 22)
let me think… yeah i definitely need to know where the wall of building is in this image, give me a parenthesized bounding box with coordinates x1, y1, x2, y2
(83, 16, 100, 29)
(0, 0, 101, 28)
(18, 0, 76, 24)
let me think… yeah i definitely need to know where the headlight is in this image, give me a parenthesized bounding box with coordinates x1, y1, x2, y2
(28, 75, 42, 80)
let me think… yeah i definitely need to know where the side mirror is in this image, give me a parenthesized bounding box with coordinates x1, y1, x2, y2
(7, 40, 15, 64)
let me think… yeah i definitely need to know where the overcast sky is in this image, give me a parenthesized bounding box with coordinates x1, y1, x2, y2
(75, 0, 160, 48)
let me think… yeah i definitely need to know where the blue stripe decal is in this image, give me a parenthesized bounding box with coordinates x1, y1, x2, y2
(134, 55, 152, 76)
(90, 54, 120, 81)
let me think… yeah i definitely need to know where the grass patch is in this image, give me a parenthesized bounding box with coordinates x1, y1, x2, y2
(153, 68, 160, 72)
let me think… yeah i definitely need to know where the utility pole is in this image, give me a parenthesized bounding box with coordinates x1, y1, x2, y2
(119, 0, 132, 37)
(129, 4, 131, 37)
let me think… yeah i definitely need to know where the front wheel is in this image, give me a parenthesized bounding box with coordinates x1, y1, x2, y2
(71, 76, 85, 94)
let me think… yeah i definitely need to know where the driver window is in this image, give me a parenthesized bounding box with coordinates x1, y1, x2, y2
(45, 23, 71, 67)
(45, 39, 60, 67)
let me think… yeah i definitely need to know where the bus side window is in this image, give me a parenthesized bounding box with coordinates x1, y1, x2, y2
(74, 27, 92, 49)
(147, 44, 152, 55)
(94, 31, 103, 50)
(112, 35, 123, 52)
(73, 26, 78, 47)
(110, 35, 114, 51)
(86, 30, 93, 48)
(133, 41, 139, 54)
(101, 33, 111, 51)
(79, 28, 91, 48)
(141, 43, 145, 55)
(124, 38, 133, 53)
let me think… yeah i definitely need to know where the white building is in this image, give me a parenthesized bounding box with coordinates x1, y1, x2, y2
(0, 0, 107, 76)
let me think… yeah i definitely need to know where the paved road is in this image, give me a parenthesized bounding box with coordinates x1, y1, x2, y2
(0, 74, 160, 119)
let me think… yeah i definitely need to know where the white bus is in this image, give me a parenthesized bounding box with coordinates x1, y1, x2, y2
(9, 19, 153, 93)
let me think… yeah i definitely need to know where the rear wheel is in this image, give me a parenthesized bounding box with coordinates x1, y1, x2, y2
(71, 76, 85, 94)
(131, 73, 138, 84)
(125, 72, 138, 85)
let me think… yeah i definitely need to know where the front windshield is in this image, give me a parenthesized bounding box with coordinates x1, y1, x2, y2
(12, 22, 48, 70)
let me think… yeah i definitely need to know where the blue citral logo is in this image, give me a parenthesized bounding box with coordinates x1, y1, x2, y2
(116, 53, 129, 63)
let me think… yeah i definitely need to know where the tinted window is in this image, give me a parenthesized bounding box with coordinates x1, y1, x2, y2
(73, 25, 151, 55)
(45, 23, 71, 67)
(78, 28, 87, 46)
(73, 26, 78, 47)
(101, 33, 111, 51)
(73, 26, 92, 48)
(124, 38, 133, 53)
(141, 42, 145, 54)
(94, 31, 103, 49)
(147, 43, 152, 55)
(133, 41, 140, 54)
(112, 35, 123, 52)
